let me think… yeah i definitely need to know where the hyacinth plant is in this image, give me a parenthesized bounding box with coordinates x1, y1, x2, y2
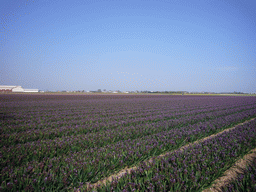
(93, 119, 256, 192)
(2, 101, 254, 147)
(1, 94, 256, 191)
(2, 105, 256, 170)
(2, 95, 254, 135)
(2, 109, 256, 191)
(220, 158, 256, 192)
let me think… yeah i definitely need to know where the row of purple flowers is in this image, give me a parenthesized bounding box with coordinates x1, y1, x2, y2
(1, 108, 255, 191)
(1, 104, 255, 168)
(2, 103, 255, 147)
(94, 118, 256, 192)
(3, 96, 252, 135)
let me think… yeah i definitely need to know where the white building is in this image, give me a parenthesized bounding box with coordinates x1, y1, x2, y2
(0, 85, 16, 92)
(0, 85, 38, 93)
(12, 86, 25, 92)
(23, 89, 39, 92)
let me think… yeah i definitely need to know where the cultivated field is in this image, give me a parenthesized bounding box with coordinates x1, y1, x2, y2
(1, 94, 256, 191)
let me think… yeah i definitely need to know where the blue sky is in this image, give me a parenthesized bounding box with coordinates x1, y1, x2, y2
(1, 0, 256, 92)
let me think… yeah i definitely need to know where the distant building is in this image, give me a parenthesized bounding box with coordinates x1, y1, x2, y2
(0, 85, 38, 93)
(12, 86, 25, 92)
(0, 85, 16, 92)
(23, 89, 39, 92)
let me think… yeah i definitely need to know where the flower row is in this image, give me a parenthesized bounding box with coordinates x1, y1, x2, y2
(1, 109, 255, 191)
(94, 118, 256, 192)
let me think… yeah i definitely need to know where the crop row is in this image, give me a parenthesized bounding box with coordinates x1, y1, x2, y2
(1, 106, 256, 168)
(93, 118, 256, 192)
(3, 96, 252, 132)
(1, 100, 230, 133)
(3, 96, 254, 127)
(1, 96, 179, 118)
(1, 109, 255, 191)
(2, 104, 255, 147)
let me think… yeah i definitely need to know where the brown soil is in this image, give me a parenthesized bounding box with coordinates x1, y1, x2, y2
(76, 117, 256, 192)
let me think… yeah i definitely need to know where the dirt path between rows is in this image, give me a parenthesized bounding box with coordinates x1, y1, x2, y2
(77, 117, 256, 192)
(203, 147, 256, 192)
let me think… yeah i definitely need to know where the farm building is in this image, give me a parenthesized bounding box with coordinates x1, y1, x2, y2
(0, 85, 38, 93)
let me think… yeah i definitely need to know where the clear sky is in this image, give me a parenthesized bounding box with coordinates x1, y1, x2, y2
(1, 0, 256, 92)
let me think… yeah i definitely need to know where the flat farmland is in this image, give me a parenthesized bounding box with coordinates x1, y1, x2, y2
(1, 94, 256, 191)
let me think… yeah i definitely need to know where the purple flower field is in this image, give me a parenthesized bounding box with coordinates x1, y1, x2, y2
(0, 94, 256, 191)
